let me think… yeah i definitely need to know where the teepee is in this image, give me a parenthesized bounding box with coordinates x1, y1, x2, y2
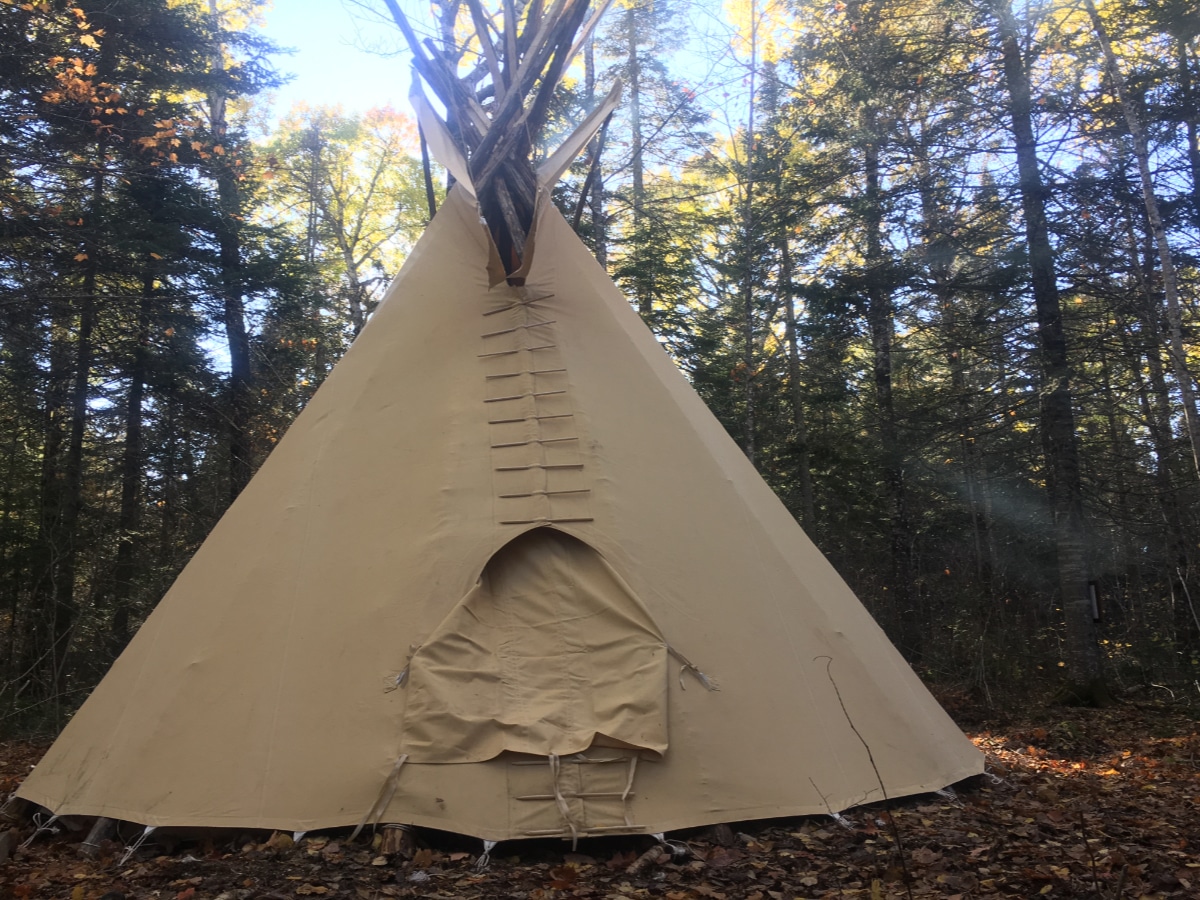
(17, 0, 981, 843)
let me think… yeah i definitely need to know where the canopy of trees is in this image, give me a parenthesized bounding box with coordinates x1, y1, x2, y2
(2, 0, 1198, 725)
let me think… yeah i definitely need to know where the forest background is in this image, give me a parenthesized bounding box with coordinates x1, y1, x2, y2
(2, 0, 1199, 729)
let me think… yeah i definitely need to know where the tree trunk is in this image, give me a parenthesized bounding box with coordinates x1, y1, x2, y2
(778, 234, 816, 530)
(862, 124, 919, 661)
(739, 0, 758, 467)
(1084, 0, 1200, 481)
(339, 243, 368, 336)
(27, 299, 73, 696)
(1176, 37, 1200, 225)
(158, 391, 179, 563)
(584, 34, 607, 267)
(1, 427, 25, 695)
(1119, 212, 1196, 648)
(1116, 188, 1189, 576)
(626, 5, 647, 316)
(991, 0, 1109, 702)
(37, 175, 103, 702)
(108, 271, 153, 651)
(0, 287, 45, 695)
(209, 0, 254, 502)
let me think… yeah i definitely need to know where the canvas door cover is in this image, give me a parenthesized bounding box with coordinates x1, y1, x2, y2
(18, 186, 983, 840)
(402, 527, 668, 763)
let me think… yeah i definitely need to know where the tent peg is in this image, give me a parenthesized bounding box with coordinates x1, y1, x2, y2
(829, 812, 854, 830)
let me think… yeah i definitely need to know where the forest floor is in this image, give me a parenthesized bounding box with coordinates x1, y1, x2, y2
(0, 699, 1196, 900)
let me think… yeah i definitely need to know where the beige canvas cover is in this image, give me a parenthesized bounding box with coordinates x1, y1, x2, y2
(18, 185, 982, 840)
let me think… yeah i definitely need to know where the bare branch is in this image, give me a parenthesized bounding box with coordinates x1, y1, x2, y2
(464, 0, 507, 102)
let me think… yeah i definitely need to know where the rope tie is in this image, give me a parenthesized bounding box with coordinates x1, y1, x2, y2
(653, 832, 691, 859)
(476, 839, 498, 870)
(19, 812, 60, 850)
(666, 645, 718, 691)
(548, 754, 579, 848)
(117, 825, 156, 866)
(349, 753, 409, 842)
(620, 755, 638, 827)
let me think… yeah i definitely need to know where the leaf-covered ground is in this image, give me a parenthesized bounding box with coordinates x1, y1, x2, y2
(1, 702, 1196, 899)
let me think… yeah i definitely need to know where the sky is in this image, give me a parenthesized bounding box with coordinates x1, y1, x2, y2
(258, 0, 414, 119)
(253, 0, 747, 146)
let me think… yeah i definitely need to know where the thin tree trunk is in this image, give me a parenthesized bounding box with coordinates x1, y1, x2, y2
(862, 125, 918, 660)
(209, 0, 254, 502)
(1120, 214, 1195, 647)
(991, 0, 1108, 701)
(779, 233, 816, 530)
(1097, 339, 1134, 557)
(1, 440, 23, 700)
(27, 299, 73, 695)
(1175, 37, 1200, 224)
(57, 264, 96, 671)
(37, 151, 105, 703)
(584, 34, 606, 267)
(626, 6, 646, 315)
(1084, 0, 1200, 481)
(108, 271, 153, 651)
(158, 393, 179, 562)
(339, 244, 368, 336)
(1123, 320, 1195, 647)
(304, 124, 321, 264)
(911, 109, 993, 587)
(1117, 191, 1188, 573)
(739, 0, 758, 467)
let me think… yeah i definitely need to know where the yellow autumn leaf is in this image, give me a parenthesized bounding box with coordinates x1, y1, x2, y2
(79, 34, 98, 49)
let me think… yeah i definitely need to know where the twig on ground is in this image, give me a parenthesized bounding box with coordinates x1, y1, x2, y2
(818, 654, 915, 900)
